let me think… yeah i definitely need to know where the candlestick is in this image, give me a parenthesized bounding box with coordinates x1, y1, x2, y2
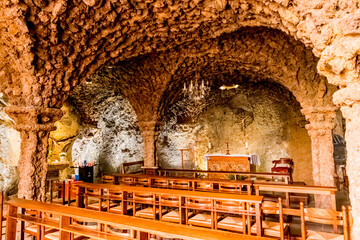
(226, 142, 230, 155)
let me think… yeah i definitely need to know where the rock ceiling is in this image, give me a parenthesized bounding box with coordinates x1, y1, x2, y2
(1, 0, 358, 110)
(70, 27, 337, 124)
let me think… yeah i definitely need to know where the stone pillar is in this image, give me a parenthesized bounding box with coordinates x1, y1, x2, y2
(333, 83, 360, 237)
(137, 121, 159, 168)
(301, 108, 336, 208)
(4, 106, 63, 200)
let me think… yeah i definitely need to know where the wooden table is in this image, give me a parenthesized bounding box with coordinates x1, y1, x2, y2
(74, 182, 264, 237)
(6, 198, 272, 240)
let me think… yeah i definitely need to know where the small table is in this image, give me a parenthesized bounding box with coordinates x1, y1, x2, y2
(71, 166, 94, 183)
(141, 166, 158, 175)
(47, 162, 69, 180)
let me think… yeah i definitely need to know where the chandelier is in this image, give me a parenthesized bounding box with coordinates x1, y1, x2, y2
(179, 73, 210, 118)
(183, 80, 210, 102)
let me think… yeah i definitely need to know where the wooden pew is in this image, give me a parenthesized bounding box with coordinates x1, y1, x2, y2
(158, 168, 291, 183)
(114, 173, 338, 213)
(74, 182, 264, 237)
(5, 197, 272, 240)
(253, 182, 337, 210)
(113, 173, 253, 194)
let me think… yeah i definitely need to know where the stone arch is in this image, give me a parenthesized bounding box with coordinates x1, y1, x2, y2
(151, 28, 338, 202)
(158, 27, 337, 118)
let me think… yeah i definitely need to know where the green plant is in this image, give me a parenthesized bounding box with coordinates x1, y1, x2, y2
(47, 149, 53, 161)
(60, 152, 67, 157)
(237, 175, 247, 181)
(194, 166, 206, 179)
(227, 174, 235, 180)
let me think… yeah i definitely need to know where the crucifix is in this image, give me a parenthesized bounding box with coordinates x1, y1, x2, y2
(226, 142, 230, 155)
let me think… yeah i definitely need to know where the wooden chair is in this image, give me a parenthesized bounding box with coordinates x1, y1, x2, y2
(66, 181, 78, 206)
(193, 181, 213, 192)
(218, 182, 244, 194)
(348, 206, 352, 239)
(186, 197, 214, 228)
(251, 198, 289, 239)
(106, 189, 135, 215)
(159, 195, 183, 224)
(121, 177, 136, 186)
(152, 179, 168, 188)
(67, 216, 100, 239)
(136, 177, 151, 187)
(133, 193, 158, 220)
(104, 224, 134, 239)
(101, 175, 116, 184)
(171, 179, 191, 190)
(300, 202, 349, 240)
(215, 200, 248, 234)
(22, 210, 64, 240)
(0, 192, 4, 239)
(121, 160, 144, 174)
(22, 209, 42, 239)
(271, 158, 293, 183)
(49, 180, 66, 205)
(84, 187, 106, 211)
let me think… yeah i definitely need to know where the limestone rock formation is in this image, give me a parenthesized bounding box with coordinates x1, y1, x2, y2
(158, 80, 313, 184)
(0, 96, 20, 194)
(48, 99, 82, 164)
(71, 96, 144, 176)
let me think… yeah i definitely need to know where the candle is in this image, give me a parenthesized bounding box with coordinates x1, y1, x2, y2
(208, 142, 211, 149)
(245, 142, 248, 149)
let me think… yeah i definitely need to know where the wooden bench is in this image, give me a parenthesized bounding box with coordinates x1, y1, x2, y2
(5, 197, 272, 240)
(158, 168, 291, 183)
(113, 173, 253, 194)
(253, 182, 337, 210)
(74, 182, 264, 237)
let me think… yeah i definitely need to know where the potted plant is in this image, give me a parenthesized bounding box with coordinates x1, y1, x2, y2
(59, 152, 67, 162)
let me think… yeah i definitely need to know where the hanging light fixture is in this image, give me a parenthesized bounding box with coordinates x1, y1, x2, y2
(179, 72, 210, 118)
(182, 72, 210, 103)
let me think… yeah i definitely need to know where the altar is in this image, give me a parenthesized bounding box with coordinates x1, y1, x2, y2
(204, 154, 257, 179)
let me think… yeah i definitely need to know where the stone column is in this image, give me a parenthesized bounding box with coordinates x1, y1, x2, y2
(137, 121, 159, 168)
(4, 106, 63, 200)
(301, 108, 336, 208)
(333, 83, 360, 237)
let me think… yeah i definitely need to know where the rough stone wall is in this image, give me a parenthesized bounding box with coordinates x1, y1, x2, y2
(157, 81, 313, 184)
(0, 96, 20, 194)
(71, 96, 144, 175)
